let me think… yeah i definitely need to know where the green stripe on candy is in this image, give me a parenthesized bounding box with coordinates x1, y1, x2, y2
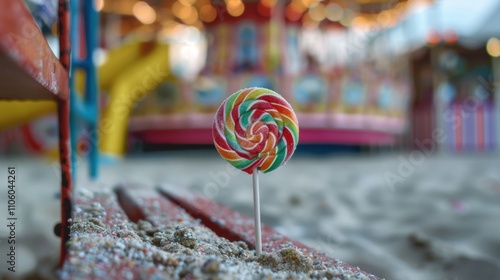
(231, 158, 253, 169)
(266, 147, 286, 173)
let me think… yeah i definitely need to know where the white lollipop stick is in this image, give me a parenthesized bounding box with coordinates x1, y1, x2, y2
(252, 167, 262, 256)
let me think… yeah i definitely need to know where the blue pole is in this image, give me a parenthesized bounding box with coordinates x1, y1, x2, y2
(69, 0, 100, 181)
(69, 0, 80, 179)
(83, 0, 100, 179)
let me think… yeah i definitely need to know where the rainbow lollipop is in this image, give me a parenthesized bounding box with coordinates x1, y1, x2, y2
(213, 87, 299, 174)
(213, 87, 299, 256)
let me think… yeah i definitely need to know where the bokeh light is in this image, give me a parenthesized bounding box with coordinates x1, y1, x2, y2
(326, 3, 343, 22)
(443, 29, 459, 44)
(132, 1, 156, 25)
(486, 37, 500, 57)
(377, 10, 393, 27)
(172, 1, 193, 21)
(426, 30, 441, 45)
(340, 9, 355, 27)
(227, 0, 245, 17)
(285, 3, 303, 21)
(261, 0, 277, 8)
(95, 0, 104, 11)
(308, 3, 326, 22)
(199, 4, 217, 23)
(257, 2, 271, 17)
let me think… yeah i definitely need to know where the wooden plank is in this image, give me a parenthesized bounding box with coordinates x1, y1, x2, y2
(158, 184, 380, 280)
(61, 190, 166, 279)
(115, 185, 194, 226)
(0, 0, 69, 100)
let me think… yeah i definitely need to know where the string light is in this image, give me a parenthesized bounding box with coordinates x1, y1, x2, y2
(95, 0, 104, 11)
(261, 0, 277, 8)
(227, 0, 245, 17)
(426, 30, 441, 45)
(199, 4, 217, 23)
(377, 10, 393, 27)
(340, 9, 355, 27)
(183, 7, 199, 25)
(132, 1, 156, 25)
(326, 3, 343, 22)
(308, 4, 326, 22)
(443, 29, 458, 44)
(173, 1, 193, 20)
(486, 38, 500, 57)
(285, 3, 302, 21)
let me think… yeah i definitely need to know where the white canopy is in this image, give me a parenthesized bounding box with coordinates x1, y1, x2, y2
(371, 0, 500, 55)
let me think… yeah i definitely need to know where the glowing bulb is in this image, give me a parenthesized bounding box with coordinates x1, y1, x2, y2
(340, 9, 355, 27)
(487, 38, 500, 57)
(261, 0, 277, 8)
(285, 3, 302, 21)
(173, 2, 193, 20)
(183, 8, 198, 25)
(326, 3, 343, 21)
(291, 0, 307, 12)
(133, 1, 156, 25)
(377, 11, 393, 27)
(227, 0, 244, 17)
(308, 4, 326, 22)
(95, 0, 104, 11)
(426, 30, 441, 45)
(200, 4, 217, 23)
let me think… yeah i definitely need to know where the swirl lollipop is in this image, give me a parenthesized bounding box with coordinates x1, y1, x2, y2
(213, 87, 299, 174)
(213, 87, 299, 256)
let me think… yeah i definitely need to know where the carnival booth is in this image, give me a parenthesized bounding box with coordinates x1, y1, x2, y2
(372, 0, 499, 152)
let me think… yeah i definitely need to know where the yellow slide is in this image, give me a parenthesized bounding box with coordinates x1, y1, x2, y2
(0, 101, 56, 131)
(0, 41, 145, 132)
(0, 40, 170, 159)
(99, 42, 170, 157)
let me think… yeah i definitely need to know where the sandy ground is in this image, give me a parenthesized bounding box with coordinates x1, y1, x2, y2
(1, 151, 500, 279)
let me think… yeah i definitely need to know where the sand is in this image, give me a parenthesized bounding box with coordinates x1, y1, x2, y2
(59, 188, 374, 279)
(1, 151, 500, 279)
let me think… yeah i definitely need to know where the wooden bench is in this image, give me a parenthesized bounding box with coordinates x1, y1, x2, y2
(60, 184, 380, 279)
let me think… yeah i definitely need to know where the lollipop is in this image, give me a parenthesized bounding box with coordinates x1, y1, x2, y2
(212, 87, 299, 256)
(213, 87, 299, 174)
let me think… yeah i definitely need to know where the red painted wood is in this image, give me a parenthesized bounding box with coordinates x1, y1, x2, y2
(64, 191, 165, 279)
(157, 185, 380, 280)
(115, 185, 195, 226)
(0, 0, 69, 100)
(57, 0, 72, 267)
(57, 99, 72, 267)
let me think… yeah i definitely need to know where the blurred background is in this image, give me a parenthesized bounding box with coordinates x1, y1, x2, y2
(0, 0, 499, 279)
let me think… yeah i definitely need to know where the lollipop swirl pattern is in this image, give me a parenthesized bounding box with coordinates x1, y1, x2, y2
(213, 87, 299, 174)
